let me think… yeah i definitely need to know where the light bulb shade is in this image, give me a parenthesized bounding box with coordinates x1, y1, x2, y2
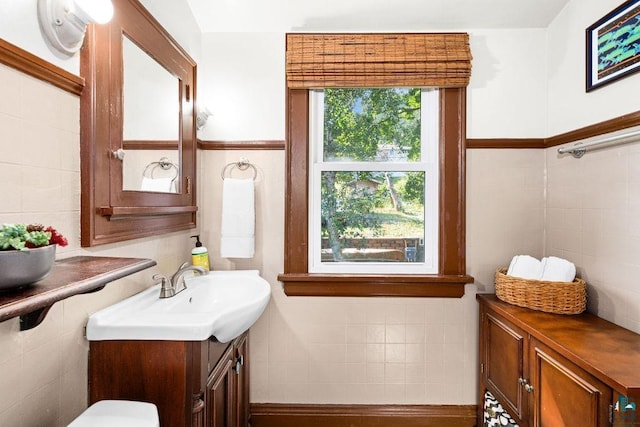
(74, 0, 114, 24)
(38, 0, 114, 55)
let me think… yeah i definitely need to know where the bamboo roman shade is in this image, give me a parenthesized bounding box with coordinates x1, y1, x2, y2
(286, 33, 472, 89)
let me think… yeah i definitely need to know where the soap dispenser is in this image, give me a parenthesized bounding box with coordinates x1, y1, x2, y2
(190, 235, 210, 271)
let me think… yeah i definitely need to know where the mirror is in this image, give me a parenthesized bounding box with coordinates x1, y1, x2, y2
(80, 0, 197, 247)
(122, 35, 180, 193)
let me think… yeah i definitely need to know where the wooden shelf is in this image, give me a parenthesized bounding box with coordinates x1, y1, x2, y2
(0, 256, 156, 330)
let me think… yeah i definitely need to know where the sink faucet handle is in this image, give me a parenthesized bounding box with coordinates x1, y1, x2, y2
(154, 274, 175, 299)
(153, 273, 169, 283)
(178, 261, 189, 270)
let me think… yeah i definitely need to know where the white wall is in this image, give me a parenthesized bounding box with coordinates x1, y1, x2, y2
(4, 0, 638, 418)
(0, 0, 79, 73)
(0, 62, 194, 427)
(0, 1, 202, 425)
(139, 0, 202, 63)
(198, 29, 547, 405)
(467, 29, 548, 138)
(544, 0, 640, 333)
(0, 0, 201, 75)
(547, 0, 640, 134)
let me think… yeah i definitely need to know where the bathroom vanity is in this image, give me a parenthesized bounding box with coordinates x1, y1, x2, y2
(478, 294, 640, 427)
(86, 270, 270, 427)
(89, 331, 249, 427)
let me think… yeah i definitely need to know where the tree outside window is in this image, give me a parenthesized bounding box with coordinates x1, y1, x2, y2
(310, 88, 439, 274)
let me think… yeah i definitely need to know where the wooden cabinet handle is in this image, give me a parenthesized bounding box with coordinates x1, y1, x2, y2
(518, 377, 534, 393)
(192, 394, 205, 427)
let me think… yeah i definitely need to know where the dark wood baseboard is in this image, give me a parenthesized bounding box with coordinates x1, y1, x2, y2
(250, 403, 478, 427)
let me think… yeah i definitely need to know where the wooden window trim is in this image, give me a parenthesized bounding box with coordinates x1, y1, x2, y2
(277, 88, 474, 297)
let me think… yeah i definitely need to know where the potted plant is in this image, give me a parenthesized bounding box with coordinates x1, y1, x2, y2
(0, 223, 68, 290)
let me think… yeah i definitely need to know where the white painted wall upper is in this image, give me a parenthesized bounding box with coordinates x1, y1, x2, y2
(197, 32, 286, 141)
(547, 0, 640, 135)
(0, 0, 79, 73)
(0, 0, 201, 76)
(196, 29, 549, 141)
(467, 29, 548, 138)
(139, 0, 202, 63)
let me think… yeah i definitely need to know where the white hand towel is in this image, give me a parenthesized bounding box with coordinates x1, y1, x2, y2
(540, 256, 576, 282)
(141, 177, 173, 192)
(507, 255, 543, 280)
(220, 178, 255, 258)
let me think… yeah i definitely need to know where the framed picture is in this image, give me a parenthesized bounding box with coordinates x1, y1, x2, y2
(586, 0, 640, 92)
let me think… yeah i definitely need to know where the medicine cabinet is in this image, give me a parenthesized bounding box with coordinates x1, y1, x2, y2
(80, 0, 197, 246)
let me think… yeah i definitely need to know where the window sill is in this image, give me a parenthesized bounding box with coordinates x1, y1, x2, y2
(277, 273, 474, 297)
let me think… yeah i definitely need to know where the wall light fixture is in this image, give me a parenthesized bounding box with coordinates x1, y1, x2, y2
(38, 0, 114, 55)
(196, 107, 213, 130)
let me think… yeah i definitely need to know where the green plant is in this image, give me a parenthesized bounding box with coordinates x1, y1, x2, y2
(0, 223, 68, 251)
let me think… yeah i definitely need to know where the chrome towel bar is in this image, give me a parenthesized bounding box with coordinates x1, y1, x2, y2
(558, 129, 640, 158)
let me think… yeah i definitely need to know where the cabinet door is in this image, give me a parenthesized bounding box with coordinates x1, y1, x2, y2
(483, 311, 529, 425)
(234, 333, 250, 427)
(207, 346, 236, 427)
(530, 339, 612, 427)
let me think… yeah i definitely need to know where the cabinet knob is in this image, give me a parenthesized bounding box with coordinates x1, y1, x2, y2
(519, 377, 534, 392)
(111, 148, 125, 161)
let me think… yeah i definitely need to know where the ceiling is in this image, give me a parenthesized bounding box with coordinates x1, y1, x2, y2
(186, 0, 572, 33)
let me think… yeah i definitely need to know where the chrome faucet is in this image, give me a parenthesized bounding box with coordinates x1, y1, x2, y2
(153, 262, 207, 299)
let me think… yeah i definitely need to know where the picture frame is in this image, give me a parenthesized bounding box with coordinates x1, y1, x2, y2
(586, 0, 640, 92)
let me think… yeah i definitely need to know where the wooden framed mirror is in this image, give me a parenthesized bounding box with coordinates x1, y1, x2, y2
(80, 0, 197, 247)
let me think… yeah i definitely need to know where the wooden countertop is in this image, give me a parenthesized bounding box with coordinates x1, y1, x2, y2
(477, 294, 640, 398)
(0, 256, 156, 330)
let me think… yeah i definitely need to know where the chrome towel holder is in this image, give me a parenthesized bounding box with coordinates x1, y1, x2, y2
(221, 157, 257, 180)
(557, 128, 640, 158)
(143, 157, 179, 181)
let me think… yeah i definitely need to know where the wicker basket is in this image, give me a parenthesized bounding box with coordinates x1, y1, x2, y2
(494, 268, 586, 315)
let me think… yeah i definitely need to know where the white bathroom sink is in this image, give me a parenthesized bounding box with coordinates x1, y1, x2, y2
(86, 270, 271, 342)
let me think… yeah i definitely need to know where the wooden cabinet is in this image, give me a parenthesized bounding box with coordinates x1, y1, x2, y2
(89, 331, 250, 427)
(529, 338, 610, 427)
(482, 308, 529, 425)
(478, 295, 640, 427)
(207, 344, 236, 427)
(80, 0, 197, 247)
(234, 332, 250, 427)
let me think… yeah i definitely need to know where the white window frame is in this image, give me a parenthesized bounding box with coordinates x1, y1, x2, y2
(308, 88, 439, 274)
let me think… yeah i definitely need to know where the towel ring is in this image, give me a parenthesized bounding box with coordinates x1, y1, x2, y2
(143, 157, 179, 181)
(221, 158, 257, 180)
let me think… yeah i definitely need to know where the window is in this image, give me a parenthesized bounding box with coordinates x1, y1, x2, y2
(279, 33, 474, 297)
(309, 88, 439, 274)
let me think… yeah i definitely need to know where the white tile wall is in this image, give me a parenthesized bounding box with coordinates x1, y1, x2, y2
(466, 149, 546, 291)
(199, 148, 547, 406)
(6, 54, 629, 422)
(546, 140, 640, 333)
(0, 64, 193, 426)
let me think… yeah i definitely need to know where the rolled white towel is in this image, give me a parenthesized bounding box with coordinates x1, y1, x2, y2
(507, 255, 543, 280)
(540, 256, 576, 282)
